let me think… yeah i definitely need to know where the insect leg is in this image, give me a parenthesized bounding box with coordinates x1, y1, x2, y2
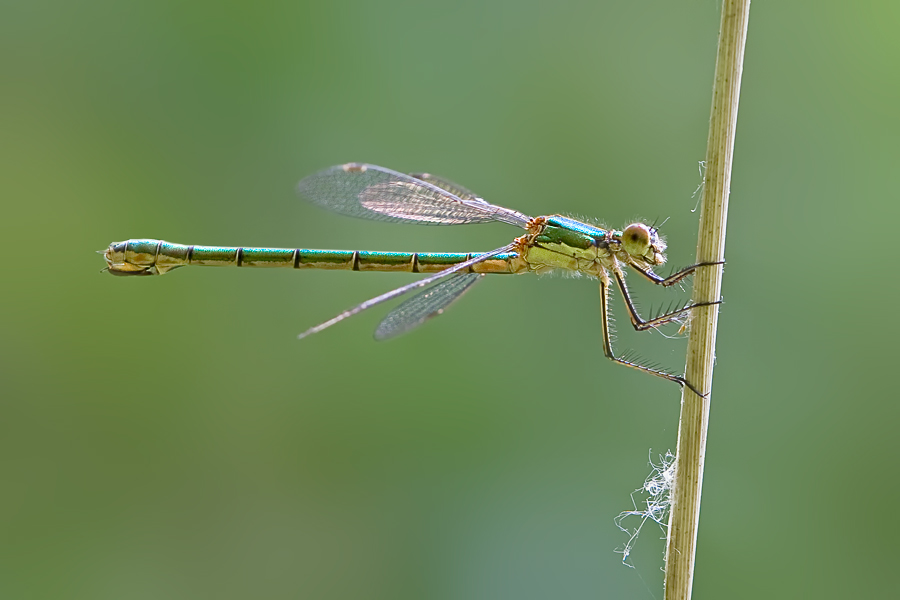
(628, 260, 724, 287)
(598, 271, 705, 396)
(611, 264, 721, 331)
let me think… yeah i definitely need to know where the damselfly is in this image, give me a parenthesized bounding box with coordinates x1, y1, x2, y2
(104, 163, 720, 394)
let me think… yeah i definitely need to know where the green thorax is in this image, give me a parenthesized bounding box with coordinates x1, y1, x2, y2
(533, 216, 609, 249)
(524, 216, 615, 274)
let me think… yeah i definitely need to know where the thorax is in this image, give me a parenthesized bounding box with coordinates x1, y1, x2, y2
(519, 215, 619, 276)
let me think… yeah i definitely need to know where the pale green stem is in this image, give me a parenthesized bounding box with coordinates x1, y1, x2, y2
(663, 1, 750, 599)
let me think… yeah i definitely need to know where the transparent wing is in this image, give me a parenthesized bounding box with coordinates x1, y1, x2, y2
(297, 242, 518, 340)
(296, 163, 532, 228)
(374, 273, 483, 341)
(409, 172, 479, 201)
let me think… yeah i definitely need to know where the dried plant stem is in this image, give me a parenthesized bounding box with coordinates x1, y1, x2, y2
(663, 1, 749, 599)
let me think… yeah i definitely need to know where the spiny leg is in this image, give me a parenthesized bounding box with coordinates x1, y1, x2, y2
(628, 259, 724, 287)
(598, 272, 704, 396)
(611, 264, 721, 331)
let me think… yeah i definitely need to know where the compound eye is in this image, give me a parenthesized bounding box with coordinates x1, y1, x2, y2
(621, 223, 652, 257)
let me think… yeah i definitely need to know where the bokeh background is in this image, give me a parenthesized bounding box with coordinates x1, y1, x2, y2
(3, 1, 897, 598)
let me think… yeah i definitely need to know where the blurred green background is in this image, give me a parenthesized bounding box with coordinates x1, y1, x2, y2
(2, 1, 897, 598)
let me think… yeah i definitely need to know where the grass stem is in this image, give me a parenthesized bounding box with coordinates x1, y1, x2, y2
(663, 2, 750, 598)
